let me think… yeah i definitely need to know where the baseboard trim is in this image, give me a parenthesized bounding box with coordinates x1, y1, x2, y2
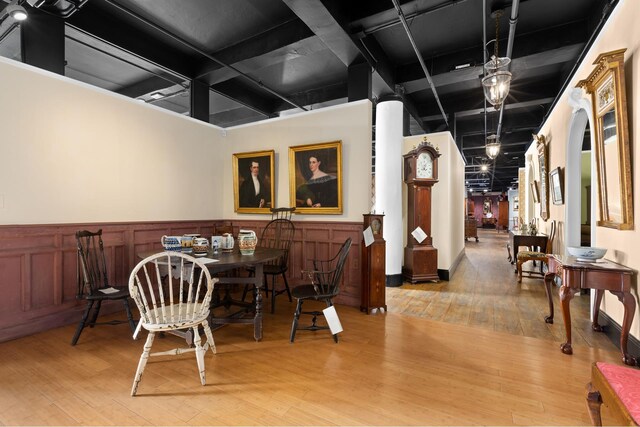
(598, 311, 640, 357)
(437, 248, 465, 281)
(385, 274, 403, 287)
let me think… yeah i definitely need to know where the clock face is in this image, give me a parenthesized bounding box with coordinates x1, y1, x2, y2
(416, 152, 433, 178)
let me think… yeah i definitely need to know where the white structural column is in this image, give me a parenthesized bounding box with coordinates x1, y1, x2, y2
(374, 99, 404, 282)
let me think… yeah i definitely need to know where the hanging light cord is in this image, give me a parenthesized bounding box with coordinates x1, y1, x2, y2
(493, 10, 502, 62)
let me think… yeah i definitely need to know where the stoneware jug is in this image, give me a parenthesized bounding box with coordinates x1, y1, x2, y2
(238, 229, 257, 255)
(221, 233, 234, 252)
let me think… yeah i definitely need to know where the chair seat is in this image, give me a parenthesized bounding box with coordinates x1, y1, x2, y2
(291, 284, 323, 299)
(596, 362, 640, 424)
(141, 304, 210, 332)
(86, 287, 130, 300)
(517, 250, 547, 260)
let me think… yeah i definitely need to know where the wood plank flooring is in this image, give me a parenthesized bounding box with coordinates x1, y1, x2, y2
(0, 228, 629, 426)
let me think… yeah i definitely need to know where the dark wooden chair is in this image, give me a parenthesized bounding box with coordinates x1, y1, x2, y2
(516, 220, 556, 283)
(586, 362, 640, 426)
(290, 238, 352, 343)
(72, 229, 136, 345)
(270, 207, 295, 220)
(243, 219, 296, 313)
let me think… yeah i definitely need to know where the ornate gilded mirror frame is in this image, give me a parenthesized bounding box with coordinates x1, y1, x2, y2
(577, 49, 633, 230)
(534, 134, 549, 221)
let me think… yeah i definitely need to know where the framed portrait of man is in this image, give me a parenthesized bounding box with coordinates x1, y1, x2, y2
(288, 141, 342, 214)
(232, 150, 275, 214)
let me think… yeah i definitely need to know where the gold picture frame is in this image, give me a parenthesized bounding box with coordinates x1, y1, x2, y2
(289, 141, 342, 214)
(531, 180, 540, 204)
(577, 49, 633, 229)
(232, 150, 275, 214)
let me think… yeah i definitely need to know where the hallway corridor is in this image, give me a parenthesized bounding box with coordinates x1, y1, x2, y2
(387, 229, 618, 352)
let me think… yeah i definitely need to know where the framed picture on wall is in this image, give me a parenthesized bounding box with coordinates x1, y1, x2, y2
(513, 196, 519, 211)
(531, 180, 540, 203)
(289, 140, 342, 214)
(232, 150, 275, 214)
(550, 167, 564, 205)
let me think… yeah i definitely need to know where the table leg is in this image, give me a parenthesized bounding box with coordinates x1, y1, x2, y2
(591, 289, 605, 332)
(253, 263, 264, 342)
(559, 283, 575, 355)
(513, 242, 519, 271)
(611, 291, 637, 366)
(543, 272, 555, 323)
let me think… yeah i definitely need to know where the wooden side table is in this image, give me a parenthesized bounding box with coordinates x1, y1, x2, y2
(545, 255, 637, 366)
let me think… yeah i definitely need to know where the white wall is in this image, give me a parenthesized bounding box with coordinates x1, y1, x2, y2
(224, 100, 373, 222)
(402, 132, 465, 272)
(524, 0, 640, 339)
(0, 57, 224, 224)
(0, 57, 373, 226)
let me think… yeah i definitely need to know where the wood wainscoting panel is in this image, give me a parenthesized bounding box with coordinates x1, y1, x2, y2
(0, 219, 364, 342)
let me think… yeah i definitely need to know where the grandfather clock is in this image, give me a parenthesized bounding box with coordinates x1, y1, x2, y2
(361, 214, 386, 314)
(402, 139, 440, 283)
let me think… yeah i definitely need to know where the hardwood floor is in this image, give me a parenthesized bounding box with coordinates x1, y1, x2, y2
(0, 229, 628, 425)
(388, 229, 618, 351)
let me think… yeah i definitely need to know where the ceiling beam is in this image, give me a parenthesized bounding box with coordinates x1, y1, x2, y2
(66, 5, 197, 79)
(194, 19, 314, 79)
(402, 43, 584, 95)
(283, 0, 428, 133)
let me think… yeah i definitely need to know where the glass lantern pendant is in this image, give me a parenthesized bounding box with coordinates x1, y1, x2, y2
(485, 134, 500, 159)
(482, 70, 512, 110)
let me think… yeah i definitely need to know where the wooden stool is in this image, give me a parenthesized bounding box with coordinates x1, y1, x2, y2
(586, 362, 640, 426)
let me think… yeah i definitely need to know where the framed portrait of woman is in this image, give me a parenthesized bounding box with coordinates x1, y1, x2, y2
(232, 150, 275, 214)
(288, 141, 342, 214)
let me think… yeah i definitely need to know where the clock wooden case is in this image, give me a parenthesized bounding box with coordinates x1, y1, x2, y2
(361, 214, 386, 314)
(402, 140, 441, 283)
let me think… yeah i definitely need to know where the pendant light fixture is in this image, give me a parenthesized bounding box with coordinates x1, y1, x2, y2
(485, 134, 500, 159)
(482, 10, 512, 109)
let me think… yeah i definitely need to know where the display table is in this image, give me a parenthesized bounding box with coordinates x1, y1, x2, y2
(545, 255, 637, 366)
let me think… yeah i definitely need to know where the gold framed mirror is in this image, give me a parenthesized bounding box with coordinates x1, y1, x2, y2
(534, 134, 549, 221)
(578, 49, 633, 230)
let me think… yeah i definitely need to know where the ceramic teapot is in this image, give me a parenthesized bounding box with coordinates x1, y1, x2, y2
(238, 229, 257, 255)
(220, 233, 234, 252)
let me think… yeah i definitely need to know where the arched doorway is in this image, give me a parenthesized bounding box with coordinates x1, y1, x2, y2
(565, 88, 596, 251)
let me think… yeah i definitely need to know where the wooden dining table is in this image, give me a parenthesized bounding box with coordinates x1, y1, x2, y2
(137, 247, 283, 341)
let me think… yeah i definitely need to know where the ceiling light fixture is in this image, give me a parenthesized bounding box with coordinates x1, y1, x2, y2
(481, 165, 488, 172)
(2, 4, 28, 21)
(485, 134, 500, 159)
(149, 92, 164, 100)
(482, 10, 511, 110)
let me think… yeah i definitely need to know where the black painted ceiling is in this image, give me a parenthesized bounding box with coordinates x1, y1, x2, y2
(0, 0, 616, 192)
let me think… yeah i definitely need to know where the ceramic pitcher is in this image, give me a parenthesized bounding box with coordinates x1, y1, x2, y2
(220, 233, 234, 251)
(238, 229, 257, 255)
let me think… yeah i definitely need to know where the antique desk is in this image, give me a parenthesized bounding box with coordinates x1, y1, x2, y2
(138, 247, 283, 341)
(508, 230, 548, 270)
(545, 255, 637, 366)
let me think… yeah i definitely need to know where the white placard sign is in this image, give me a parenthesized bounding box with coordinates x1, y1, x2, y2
(363, 226, 374, 247)
(411, 226, 427, 243)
